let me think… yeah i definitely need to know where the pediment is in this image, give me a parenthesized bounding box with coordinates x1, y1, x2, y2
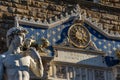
(16, 4, 120, 57)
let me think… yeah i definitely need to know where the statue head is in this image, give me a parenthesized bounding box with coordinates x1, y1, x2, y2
(6, 27, 28, 48)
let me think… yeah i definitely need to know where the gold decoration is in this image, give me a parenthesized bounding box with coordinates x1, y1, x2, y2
(68, 23, 90, 48)
(116, 49, 120, 59)
(38, 38, 50, 56)
(23, 38, 50, 56)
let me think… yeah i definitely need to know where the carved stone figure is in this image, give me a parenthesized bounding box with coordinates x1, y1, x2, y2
(23, 38, 35, 50)
(0, 27, 44, 80)
(38, 38, 50, 52)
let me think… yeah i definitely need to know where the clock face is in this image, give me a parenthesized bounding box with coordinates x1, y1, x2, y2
(68, 23, 90, 48)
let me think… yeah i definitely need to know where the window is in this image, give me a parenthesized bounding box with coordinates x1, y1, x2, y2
(88, 69, 94, 80)
(75, 67, 81, 80)
(94, 70, 105, 80)
(56, 65, 67, 79)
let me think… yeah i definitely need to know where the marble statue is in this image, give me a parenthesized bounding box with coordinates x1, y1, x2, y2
(0, 27, 44, 80)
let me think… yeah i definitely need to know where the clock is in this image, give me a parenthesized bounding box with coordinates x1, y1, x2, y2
(68, 23, 90, 48)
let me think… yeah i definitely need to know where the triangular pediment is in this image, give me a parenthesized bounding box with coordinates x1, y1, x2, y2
(15, 4, 120, 40)
(16, 4, 120, 58)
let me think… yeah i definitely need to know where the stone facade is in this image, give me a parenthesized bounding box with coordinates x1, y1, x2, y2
(79, 1, 120, 34)
(0, 0, 120, 80)
(101, 0, 120, 8)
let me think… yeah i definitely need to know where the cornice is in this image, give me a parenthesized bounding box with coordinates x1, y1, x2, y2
(52, 61, 112, 70)
(53, 46, 105, 56)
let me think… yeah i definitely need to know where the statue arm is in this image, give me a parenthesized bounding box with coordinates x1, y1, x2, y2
(29, 48, 44, 78)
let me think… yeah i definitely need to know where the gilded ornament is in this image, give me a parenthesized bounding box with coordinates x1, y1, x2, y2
(68, 23, 90, 48)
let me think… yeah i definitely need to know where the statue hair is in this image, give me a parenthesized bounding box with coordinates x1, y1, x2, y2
(6, 27, 27, 48)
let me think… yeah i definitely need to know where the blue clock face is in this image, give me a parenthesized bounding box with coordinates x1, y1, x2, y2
(68, 23, 90, 48)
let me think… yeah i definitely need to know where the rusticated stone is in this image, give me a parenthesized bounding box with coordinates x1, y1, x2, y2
(29, 11, 36, 17)
(23, 10, 29, 15)
(111, 21, 119, 25)
(7, 7, 15, 13)
(21, 0, 29, 5)
(47, 14, 54, 18)
(103, 23, 114, 30)
(56, 6, 63, 11)
(111, 26, 120, 31)
(0, 13, 3, 18)
(0, 6, 8, 12)
(118, 21, 120, 25)
(92, 18, 100, 23)
(53, 11, 60, 15)
(39, 0, 44, 1)
(47, 4, 56, 11)
(1, 1, 12, 6)
(11, 0, 19, 3)
(102, 13, 119, 20)
(39, 2, 48, 8)
(81, 9, 86, 15)
(37, 13, 46, 19)
(101, 0, 120, 8)
(100, 19, 111, 24)
(110, 0, 119, 2)
(13, 3, 27, 9)
(47, 11, 52, 14)
(13, 3, 20, 8)
(31, 1, 39, 7)
(40, 9, 48, 14)
(115, 3, 120, 8)
(92, 12, 101, 18)
(16, 8, 24, 14)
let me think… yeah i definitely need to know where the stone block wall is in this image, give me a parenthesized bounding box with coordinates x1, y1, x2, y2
(101, 0, 120, 8)
(84, 9, 120, 32)
(80, 1, 120, 34)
